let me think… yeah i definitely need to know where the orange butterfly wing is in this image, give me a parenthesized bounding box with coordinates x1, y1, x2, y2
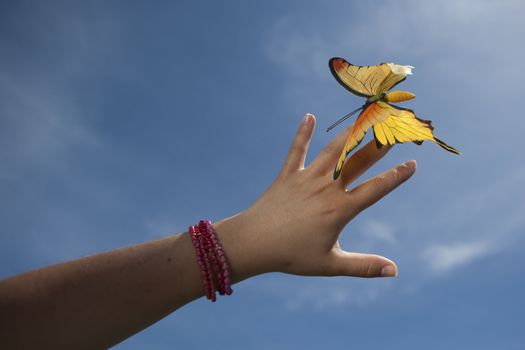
(333, 102, 390, 179)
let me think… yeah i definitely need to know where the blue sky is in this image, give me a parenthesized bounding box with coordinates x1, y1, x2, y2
(1, 0, 524, 348)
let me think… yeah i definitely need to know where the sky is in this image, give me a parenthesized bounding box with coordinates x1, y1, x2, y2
(1, 0, 524, 348)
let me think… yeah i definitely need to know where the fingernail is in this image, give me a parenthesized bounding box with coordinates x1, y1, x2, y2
(302, 113, 314, 125)
(402, 160, 417, 171)
(381, 265, 397, 277)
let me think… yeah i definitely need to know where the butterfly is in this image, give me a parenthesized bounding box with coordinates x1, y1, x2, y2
(328, 57, 460, 180)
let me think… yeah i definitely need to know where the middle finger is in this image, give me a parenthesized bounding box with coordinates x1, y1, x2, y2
(339, 140, 391, 187)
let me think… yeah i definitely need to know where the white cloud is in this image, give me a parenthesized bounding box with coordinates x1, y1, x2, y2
(262, 0, 525, 281)
(286, 285, 350, 311)
(427, 165, 525, 242)
(361, 218, 397, 245)
(414, 165, 525, 274)
(422, 240, 491, 272)
(264, 0, 525, 75)
(245, 274, 389, 311)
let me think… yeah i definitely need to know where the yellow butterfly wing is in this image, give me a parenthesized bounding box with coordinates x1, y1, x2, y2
(372, 102, 461, 154)
(333, 101, 460, 180)
(329, 57, 411, 97)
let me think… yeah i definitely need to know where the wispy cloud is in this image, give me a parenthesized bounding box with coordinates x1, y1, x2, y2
(412, 167, 525, 277)
(0, 74, 100, 169)
(264, 17, 330, 81)
(257, 2, 525, 311)
(264, 1, 525, 79)
(360, 218, 398, 245)
(0, 7, 130, 270)
(285, 284, 352, 311)
(286, 282, 383, 311)
(0, 5, 132, 171)
(263, 0, 525, 127)
(245, 274, 390, 311)
(422, 240, 491, 272)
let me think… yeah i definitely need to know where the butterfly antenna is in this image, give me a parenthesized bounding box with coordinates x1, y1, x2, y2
(326, 106, 364, 132)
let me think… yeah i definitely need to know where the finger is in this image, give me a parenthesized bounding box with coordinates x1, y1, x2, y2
(339, 140, 391, 187)
(281, 114, 316, 174)
(309, 122, 352, 175)
(347, 160, 416, 217)
(327, 250, 397, 277)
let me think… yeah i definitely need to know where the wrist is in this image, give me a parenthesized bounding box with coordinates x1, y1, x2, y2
(213, 212, 269, 284)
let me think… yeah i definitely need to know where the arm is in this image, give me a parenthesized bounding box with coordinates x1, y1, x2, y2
(0, 114, 416, 349)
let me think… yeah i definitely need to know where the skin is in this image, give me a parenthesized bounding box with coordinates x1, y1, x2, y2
(0, 114, 416, 349)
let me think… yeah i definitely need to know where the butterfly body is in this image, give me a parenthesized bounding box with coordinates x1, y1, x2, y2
(328, 57, 460, 180)
(366, 92, 386, 103)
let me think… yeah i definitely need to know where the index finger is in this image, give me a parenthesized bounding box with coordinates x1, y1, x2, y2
(345, 160, 417, 219)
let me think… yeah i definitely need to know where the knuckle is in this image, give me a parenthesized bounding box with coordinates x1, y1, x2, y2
(289, 142, 302, 156)
(371, 177, 388, 194)
(365, 263, 375, 277)
(359, 260, 379, 278)
(322, 143, 338, 156)
(357, 260, 372, 277)
(373, 170, 398, 193)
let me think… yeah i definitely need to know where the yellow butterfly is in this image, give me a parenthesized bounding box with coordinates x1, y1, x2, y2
(328, 57, 460, 180)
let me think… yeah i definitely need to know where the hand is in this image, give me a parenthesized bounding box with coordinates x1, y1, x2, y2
(215, 113, 416, 280)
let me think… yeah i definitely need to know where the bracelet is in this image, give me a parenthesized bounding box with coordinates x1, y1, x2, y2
(189, 220, 233, 302)
(189, 225, 214, 301)
(199, 220, 233, 295)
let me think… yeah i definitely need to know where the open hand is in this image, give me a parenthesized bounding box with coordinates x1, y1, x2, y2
(216, 114, 416, 279)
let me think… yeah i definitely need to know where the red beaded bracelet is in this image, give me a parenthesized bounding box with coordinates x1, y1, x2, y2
(200, 225, 225, 295)
(188, 220, 233, 302)
(199, 220, 233, 295)
(189, 225, 214, 301)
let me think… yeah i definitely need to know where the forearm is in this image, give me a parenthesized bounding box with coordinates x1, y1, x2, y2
(0, 215, 253, 349)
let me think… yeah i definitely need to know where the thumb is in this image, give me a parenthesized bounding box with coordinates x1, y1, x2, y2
(328, 250, 398, 278)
